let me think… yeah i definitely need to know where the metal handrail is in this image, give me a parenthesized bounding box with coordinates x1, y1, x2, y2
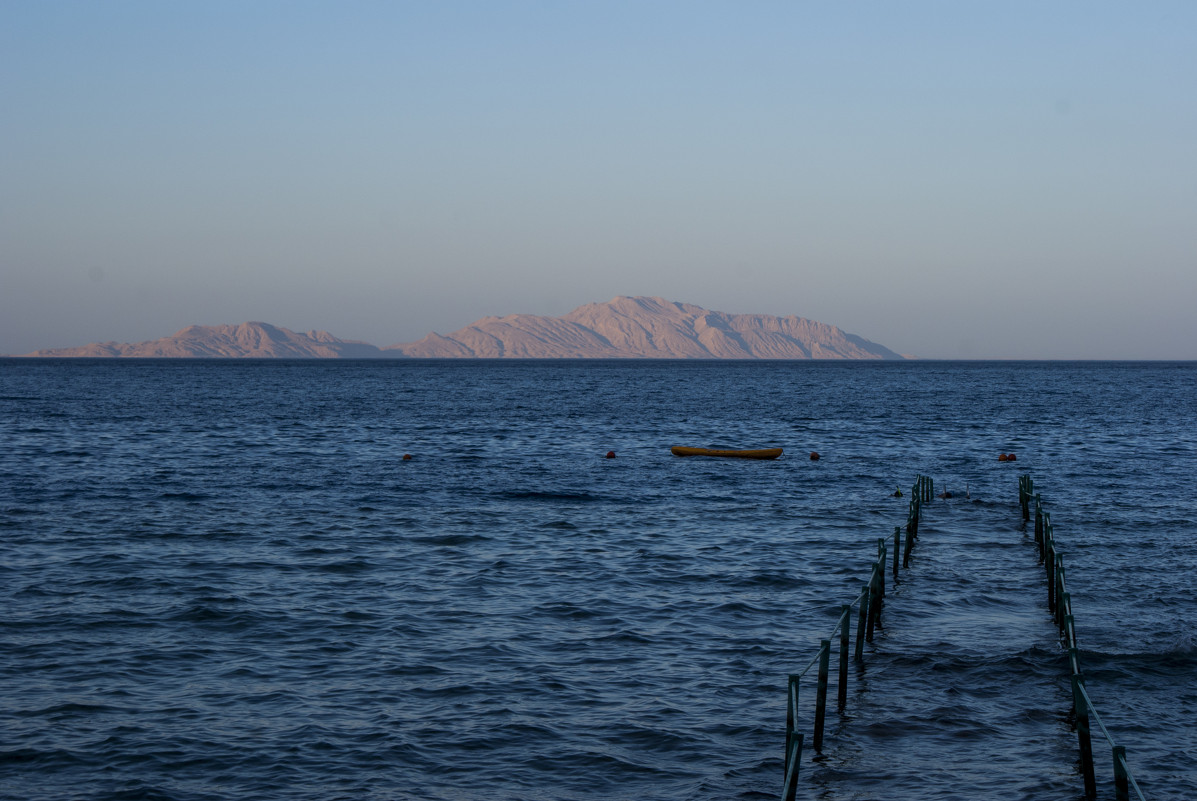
(1020, 475, 1147, 801)
(783, 474, 929, 800)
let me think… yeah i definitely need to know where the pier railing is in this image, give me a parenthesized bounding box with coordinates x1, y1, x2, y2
(1019, 475, 1147, 801)
(782, 474, 932, 800)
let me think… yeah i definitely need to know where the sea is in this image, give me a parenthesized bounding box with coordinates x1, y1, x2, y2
(1, 359, 1194, 801)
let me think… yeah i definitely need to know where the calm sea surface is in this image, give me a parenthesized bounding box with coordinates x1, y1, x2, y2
(1, 360, 1194, 801)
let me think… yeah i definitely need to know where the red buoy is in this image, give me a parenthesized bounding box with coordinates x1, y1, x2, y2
(605, 451, 616, 459)
(1007, 453, 1017, 461)
(998, 453, 1009, 462)
(810, 451, 820, 461)
(402, 453, 413, 461)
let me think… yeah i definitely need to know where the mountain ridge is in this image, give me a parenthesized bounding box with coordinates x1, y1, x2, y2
(19, 297, 907, 359)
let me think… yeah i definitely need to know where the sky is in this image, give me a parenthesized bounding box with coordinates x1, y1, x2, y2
(2, 2, 1194, 359)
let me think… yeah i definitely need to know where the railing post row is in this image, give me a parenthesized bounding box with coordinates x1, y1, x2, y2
(785, 476, 930, 794)
(1019, 476, 1144, 801)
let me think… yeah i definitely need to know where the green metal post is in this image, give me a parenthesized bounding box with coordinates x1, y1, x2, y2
(877, 540, 886, 602)
(1046, 542, 1056, 613)
(1042, 513, 1052, 563)
(1068, 646, 1082, 679)
(1035, 496, 1043, 549)
(854, 583, 869, 661)
(786, 675, 798, 736)
(1113, 745, 1130, 801)
(1072, 674, 1097, 799)
(865, 569, 879, 642)
(786, 673, 799, 776)
(1055, 556, 1065, 626)
(892, 527, 900, 579)
(838, 605, 850, 709)
(782, 731, 803, 801)
(814, 640, 830, 751)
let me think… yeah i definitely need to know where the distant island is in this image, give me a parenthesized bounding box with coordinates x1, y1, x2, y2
(19, 296, 907, 359)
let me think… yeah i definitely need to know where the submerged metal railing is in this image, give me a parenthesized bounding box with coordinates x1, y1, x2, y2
(1019, 475, 1147, 801)
(782, 474, 932, 800)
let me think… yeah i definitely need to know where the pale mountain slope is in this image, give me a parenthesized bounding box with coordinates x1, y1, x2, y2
(389, 296, 903, 359)
(23, 322, 389, 358)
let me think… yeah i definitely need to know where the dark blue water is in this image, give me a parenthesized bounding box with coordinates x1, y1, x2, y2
(1, 360, 1194, 800)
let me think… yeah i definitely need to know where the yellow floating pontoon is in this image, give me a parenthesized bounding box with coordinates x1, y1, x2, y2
(670, 446, 783, 460)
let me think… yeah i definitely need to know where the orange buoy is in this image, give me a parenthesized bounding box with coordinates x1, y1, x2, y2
(402, 453, 413, 461)
(605, 451, 616, 459)
(1007, 453, 1017, 461)
(998, 453, 1009, 462)
(810, 451, 820, 461)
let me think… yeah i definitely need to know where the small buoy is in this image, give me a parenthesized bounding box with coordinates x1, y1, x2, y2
(809, 452, 820, 461)
(892, 487, 903, 497)
(402, 453, 413, 461)
(1007, 453, 1017, 461)
(605, 451, 616, 459)
(998, 453, 1009, 462)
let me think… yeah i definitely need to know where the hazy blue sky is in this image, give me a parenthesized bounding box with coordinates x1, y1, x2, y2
(3, 2, 1194, 358)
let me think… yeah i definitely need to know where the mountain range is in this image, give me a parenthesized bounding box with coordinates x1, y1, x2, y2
(19, 296, 906, 359)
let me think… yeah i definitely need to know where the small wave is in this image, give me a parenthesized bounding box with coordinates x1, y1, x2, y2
(594, 629, 653, 645)
(1079, 642, 1197, 674)
(0, 746, 93, 768)
(516, 748, 675, 780)
(387, 663, 447, 677)
(538, 519, 578, 530)
(411, 533, 489, 546)
(166, 604, 267, 628)
(21, 701, 121, 717)
(534, 601, 600, 620)
(496, 490, 605, 503)
(731, 571, 809, 590)
(710, 600, 770, 615)
(157, 491, 210, 502)
(311, 558, 373, 574)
